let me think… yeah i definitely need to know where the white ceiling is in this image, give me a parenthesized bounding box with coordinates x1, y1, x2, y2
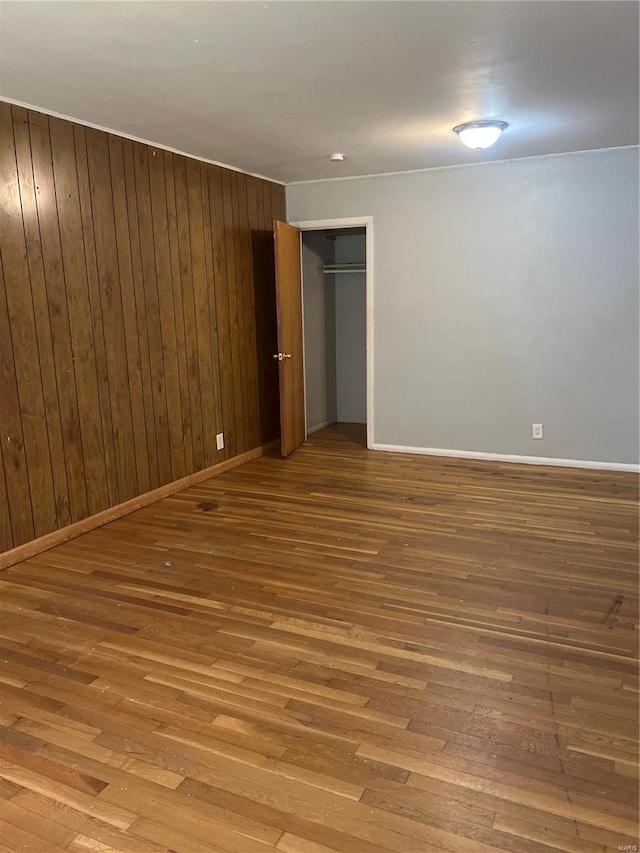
(0, 1, 637, 183)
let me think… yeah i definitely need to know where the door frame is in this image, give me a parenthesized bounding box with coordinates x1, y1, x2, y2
(290, 216, 374, 450)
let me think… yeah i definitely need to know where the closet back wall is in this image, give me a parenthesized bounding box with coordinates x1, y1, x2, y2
(0, 102, 285, 553)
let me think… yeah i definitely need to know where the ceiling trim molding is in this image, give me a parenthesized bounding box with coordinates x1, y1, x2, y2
(286, 144, 640, 186)
(0, 95, 285, 185)
(2, 95, 636, 187)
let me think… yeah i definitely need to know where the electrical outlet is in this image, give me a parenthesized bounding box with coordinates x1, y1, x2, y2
(216, 433, 224, 450)
(532, 423, 544, 440)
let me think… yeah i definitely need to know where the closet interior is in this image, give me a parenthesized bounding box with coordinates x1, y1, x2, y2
(301, 227, 367, 442)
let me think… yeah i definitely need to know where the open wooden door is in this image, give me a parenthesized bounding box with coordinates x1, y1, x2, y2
(273, 220, 305, 456)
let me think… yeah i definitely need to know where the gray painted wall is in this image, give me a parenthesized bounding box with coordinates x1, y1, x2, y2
(302, 232, 336, 432)
(288, 148, 639, 464)
(334, 234, 367, 423)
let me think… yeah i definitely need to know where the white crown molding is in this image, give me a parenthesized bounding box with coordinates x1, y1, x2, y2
(0, 95, 285, 185)
(371, 443, 639, 473)
(287, 144, 640, 187)
(5, 96, 635, 188)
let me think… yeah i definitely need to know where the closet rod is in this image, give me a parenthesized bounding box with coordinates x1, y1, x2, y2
(322, 263, 366, 275)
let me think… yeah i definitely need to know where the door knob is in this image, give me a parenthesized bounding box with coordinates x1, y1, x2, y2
(272, 352, 292, 361)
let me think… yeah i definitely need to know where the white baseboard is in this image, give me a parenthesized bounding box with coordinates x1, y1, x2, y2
(371, 443, 640, 473)
(307, 420, 335, 435)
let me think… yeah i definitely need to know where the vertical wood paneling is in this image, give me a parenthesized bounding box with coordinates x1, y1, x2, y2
(132, 140, 173, 485)
(86, 128, 138, 503)
(0, 259, 34, 545)
(221, 169, 246, 456)
(271, 179, 287, 223)
(147, 147, 186, 480)
(230, 172, 252, 452)
(107, 135, 151, 495)
(173, 155, 205, 472)
(237, 174, 261, 449)
(122, 138, 160, 491)
(74, 123, 119, 509)
(50, 117, 110, 517)
(0, 427, 12, 551)
(163, 152, 194, 475)
(200, 164, 225, 464)
(29, 110, 89, 523)
(208, 166, 236, 462)
(196, 160, 223, 467)
(186, 159, 219, 467)
(0, 106, 56, 536)
(0, 101, 284, 552)
(246, 175, 266, 444)
(13, 108, 72, 527)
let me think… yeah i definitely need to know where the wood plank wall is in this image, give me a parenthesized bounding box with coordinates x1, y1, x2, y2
(0, 102, 285, 552)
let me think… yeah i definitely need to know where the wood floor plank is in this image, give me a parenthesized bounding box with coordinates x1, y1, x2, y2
(0, 424, 637, 852)
(9, 789, 172, 853)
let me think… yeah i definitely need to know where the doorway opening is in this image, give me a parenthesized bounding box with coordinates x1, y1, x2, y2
(295, 219, 373, 449)
(273, 216, 373, 456)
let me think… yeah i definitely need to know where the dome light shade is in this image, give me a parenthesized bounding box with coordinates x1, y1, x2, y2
(453, 120, 508, 150)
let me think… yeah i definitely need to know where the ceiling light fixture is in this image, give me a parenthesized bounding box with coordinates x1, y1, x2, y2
(329, 152, 345, 162)
(452, 120, 508, 150)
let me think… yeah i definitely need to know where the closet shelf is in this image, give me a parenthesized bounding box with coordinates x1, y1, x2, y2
(322, 263, 366, 275)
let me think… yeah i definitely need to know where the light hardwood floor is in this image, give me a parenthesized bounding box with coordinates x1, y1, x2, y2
(0, 424, 637, 853)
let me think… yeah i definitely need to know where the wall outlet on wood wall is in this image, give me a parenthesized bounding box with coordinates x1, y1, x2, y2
(216, 433, 225, 450)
